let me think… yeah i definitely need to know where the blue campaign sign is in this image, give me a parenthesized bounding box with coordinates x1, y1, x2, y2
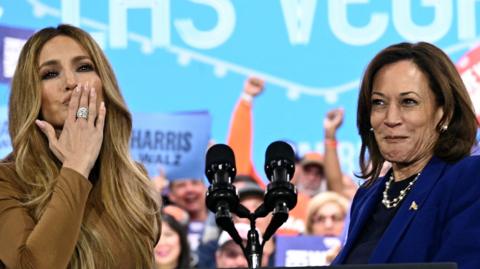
(0, 25, 34, 84)
(130, 111, 211, 180)
(275, 235, 342, 267)
(0, 1, 479, 182)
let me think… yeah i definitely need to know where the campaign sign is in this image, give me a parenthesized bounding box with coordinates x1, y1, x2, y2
(130, 111, 211, 180)
(457, 44, 480, 123)
(0, 25, 34, 84)
(0, 106, 11, 158)
(275, 235, 342, 267)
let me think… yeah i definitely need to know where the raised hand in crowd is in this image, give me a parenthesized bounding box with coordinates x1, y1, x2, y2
(324, 108, 344, 140)
(243, 77, 265, 98)
(152, 167, 168, 194)
(323, 108, 358, 199)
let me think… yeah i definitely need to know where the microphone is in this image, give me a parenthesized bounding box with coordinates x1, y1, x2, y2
(205, 144, 239, 215)
(264, 140, 295, 183)
(205, 144, 246, 245)
(255, 141, 297, 242)
(205, 143, 236, 187)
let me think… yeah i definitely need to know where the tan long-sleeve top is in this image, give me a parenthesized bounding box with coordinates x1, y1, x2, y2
(0, 163, 135, 269)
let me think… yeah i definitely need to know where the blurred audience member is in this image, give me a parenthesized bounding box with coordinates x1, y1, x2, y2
(155, 213, 191, 269)
(168, 178, 208, 266)
(168, 178, 207, 222)
(227, 77, 265, 187)
(215, 223, 256, 269)
(305, 191, 350, 264)
(305, 191, 350, 237)
(297, 152, 326, 197)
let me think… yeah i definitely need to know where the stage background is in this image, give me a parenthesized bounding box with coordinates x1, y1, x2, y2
(1, 0, 479, 182)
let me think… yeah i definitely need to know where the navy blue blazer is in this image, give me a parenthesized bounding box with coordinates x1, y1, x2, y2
(333, 156, 480, 269)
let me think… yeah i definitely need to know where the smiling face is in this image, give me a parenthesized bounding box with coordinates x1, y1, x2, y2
(38, 35, 103, 128)
(370, 60, 444, 168)
(154, 221, 181, 268)
(168, 179, 207, 221)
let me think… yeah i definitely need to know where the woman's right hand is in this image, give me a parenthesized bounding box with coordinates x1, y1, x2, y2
(36, 83, 106, 178)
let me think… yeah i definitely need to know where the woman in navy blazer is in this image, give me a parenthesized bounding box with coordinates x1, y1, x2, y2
(332, 42, 480, 269)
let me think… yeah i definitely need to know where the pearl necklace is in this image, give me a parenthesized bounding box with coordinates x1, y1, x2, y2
(382, 172, 420, 209)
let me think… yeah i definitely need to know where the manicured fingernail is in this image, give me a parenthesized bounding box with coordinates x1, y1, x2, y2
(35, 120, 45, 128)
(101, 101, 105, 109)
(90, 87, 95, 96)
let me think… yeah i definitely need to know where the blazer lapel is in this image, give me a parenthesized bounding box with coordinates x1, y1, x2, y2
(368, 157, 447, 263)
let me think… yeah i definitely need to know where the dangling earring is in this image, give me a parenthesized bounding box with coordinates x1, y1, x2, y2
(440, 124, 448, 132)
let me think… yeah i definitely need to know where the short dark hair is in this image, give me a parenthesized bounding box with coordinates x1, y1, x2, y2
(357, 42, 478, 184)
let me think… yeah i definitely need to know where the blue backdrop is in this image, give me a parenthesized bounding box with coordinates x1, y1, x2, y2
(1, 0, 479, 182)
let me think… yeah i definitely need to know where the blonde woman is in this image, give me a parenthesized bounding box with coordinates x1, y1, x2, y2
(0, 25, 160, 269)
(305, 191, 350, 264)
(305, 191, 350, 237)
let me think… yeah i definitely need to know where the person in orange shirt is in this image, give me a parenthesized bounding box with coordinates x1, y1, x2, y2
(227, 77, 265, 187)
(227, 77, 358, 235)
(226, 77, 308, 235)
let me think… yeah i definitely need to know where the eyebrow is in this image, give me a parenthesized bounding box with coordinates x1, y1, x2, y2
(38, 55, 92, 69)
(372, 91, 421, 97)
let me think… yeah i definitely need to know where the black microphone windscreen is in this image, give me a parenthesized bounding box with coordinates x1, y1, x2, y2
(205, 144, 236, 168)
(265, 141, 295, 164)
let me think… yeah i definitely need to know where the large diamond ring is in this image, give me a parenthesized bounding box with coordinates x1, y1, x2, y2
(76, 107, 89, 120)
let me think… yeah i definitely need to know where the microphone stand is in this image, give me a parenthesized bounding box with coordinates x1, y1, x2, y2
(216, 202, 263, 269)
(245, 215, 262, 269)
(208, 181, 297, 269)
(211, 199, 269, 269)
(205, 142, 297, 269)
(241, 179, 297, 269)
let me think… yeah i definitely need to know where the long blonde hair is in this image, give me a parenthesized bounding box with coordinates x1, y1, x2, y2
(9, 24, 160, 268)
